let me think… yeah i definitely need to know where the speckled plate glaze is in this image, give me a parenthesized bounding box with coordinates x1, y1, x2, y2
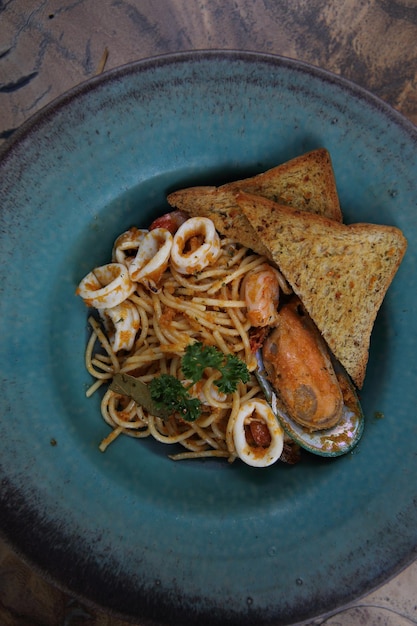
(0, 51, 416, 626)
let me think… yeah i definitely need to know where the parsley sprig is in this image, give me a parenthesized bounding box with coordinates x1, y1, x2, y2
(149, 342, 250, 422)
(149, 374, 202, 422)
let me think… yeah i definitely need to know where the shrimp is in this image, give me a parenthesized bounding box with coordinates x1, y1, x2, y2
(242, 263, 281, 327)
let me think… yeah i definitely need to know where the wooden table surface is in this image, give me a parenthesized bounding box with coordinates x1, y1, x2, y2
(1, 1, 416, 625)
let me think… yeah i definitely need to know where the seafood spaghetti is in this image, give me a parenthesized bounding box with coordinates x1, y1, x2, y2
(76, 211, 291, 467)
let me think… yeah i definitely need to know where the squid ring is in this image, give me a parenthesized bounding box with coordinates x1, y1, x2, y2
(129, 228, 173, 290)
(77, 263, 135, 309)
(112, 227, 148, 267)
(99, 300, 140, 352)
(171, 217, 221, 275)
(233, 399, 284, 467)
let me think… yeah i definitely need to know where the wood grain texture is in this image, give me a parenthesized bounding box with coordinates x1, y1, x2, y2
(0, 0, 416, 144)
(0, 1, 416, 625)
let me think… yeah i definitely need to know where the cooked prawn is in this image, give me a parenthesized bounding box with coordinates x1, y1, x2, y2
(241, 263, 281, 327)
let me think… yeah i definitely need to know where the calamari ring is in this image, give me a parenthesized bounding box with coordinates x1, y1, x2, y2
(170, 217, 221, 275)
(76, 263, 135, 309)
(233, 399, 284, 467)
(129, 228, 173, 291)
(112, 227, 148, 267)
(99, 300, 140, 352)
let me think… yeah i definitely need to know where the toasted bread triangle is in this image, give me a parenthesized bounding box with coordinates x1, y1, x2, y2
(237, 191, 407, 388)
(167, 149, 342, 256)
(223, 147, 342, 220)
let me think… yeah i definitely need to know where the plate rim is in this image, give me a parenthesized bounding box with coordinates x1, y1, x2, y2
(1, 49, 417, 626)
(1, 48, 417, 161)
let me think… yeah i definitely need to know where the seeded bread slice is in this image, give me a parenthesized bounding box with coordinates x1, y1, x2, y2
(237, 191, 407, 388)
(223, 147, 342, 221)
(167, 148, 342, 256)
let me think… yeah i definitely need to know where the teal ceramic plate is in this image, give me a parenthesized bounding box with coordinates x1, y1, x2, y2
(0, 51, 416, 626)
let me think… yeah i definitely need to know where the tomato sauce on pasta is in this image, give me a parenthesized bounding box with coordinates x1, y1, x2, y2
(77, 214, 288, 466)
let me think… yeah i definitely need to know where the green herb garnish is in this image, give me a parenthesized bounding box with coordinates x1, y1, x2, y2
(181, 342, 224, 383)
(149, 374, 202, 422)
(213, 351, 250, 394)
(148, 342, 250, 422)
(182, 341, 250, 393)
(110, 373, 171, 419)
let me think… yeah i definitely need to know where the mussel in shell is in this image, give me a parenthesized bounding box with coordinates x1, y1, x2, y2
(262, 298, 343, 431)
(257, 298, 364, 457)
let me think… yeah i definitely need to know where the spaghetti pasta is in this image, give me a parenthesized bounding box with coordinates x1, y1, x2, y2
(78, 213, 287, 466)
